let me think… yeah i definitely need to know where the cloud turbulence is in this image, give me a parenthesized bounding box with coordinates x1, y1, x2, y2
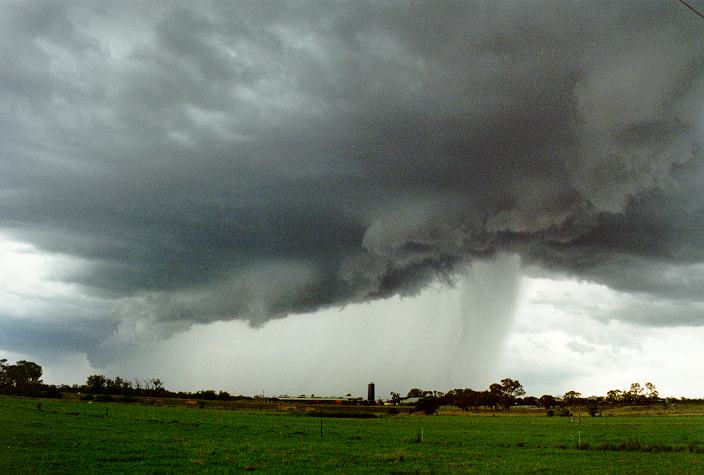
(1, 1, 703, 369)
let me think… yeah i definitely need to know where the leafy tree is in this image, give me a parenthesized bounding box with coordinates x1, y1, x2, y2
(153, 378, 164, 390)
(645, 382, 658, 401)
(0, 360, 43, 395)
(407, 388, 425, 398)
(538, 394, 556, 409)
(490, 378, 525, 411)
(105, 376, 133, 395)
(446, 388, 479, 411)
(628, 383, 644, 404)
(563, 390, 582, 406)
(561, 391, 584, 420)
(522, 396, 538, 406)
(606, 389, 623, 405)
(217, 390, 232, 401)
(415, 396, 442, 415)
(480, 389, 500, 410)
(86, 374, 108, 393)
(196, 390, 218, 400)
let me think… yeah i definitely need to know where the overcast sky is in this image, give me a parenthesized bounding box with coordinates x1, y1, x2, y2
(1, 0, 703, 399)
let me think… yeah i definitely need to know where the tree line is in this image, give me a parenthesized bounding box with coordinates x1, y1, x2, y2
(0, 358, 692, 413)
(401, 378, 526, 415)
(0, 359, 252, 401)
(82, 374, 253, 401)
(399, 379, 666, 415)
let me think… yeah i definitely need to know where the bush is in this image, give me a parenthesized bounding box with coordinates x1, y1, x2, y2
(546, 409, 554, 417)
(415, 397, 442, 415)
(39, 386, 63, 399)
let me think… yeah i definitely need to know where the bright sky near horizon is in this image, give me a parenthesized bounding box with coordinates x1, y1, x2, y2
(1, 1, 703, 400)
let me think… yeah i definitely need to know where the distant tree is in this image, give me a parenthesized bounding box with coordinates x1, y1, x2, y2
(446, 388, 479, 411)
(217, 391, 231, 401)
(0, 359, 8, 392)
(645, 382, 658, 402)
(479, 389, 499, 410)
(1, 360, 43, 395)
(628, 383, 645, 405)
(196, 390, 218, 400)
(150, 378, 164, 396)
(539, 394, 556, 409)
(106, 376, 133, 395)
(407, 388, 426, 398)
(606, 389, 623, 405)
(562, 391, 583, 420)
(522, 396, 538, 406)
(86, 374, 108, 393)
(415, 396, 442, 415)
(563, 390, 582, 406)
(490, 379, 525, 411)
(390, 392, 401, 404)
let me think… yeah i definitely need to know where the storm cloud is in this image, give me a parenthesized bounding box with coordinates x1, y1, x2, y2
(1, 0, 703, 361)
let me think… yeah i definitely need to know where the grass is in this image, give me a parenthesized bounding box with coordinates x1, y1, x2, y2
(2, 396, 704, 473)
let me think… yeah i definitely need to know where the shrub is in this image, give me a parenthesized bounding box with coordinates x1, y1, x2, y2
(415, 397, 442, 415)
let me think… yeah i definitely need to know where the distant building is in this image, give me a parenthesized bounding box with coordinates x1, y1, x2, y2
(277, 395, 363, 404)
(368, 382, 375, 403)
(399, 396, 422, 405)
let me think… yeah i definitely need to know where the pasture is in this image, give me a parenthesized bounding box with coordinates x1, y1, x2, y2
(2, 396, 704, 473)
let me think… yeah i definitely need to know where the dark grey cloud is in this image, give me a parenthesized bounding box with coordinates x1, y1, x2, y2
(0, 314, 115, 360)
(1, 0, 703, 358)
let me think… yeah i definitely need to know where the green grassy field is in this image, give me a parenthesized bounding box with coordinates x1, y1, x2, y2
(2, 396, 704, 473)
